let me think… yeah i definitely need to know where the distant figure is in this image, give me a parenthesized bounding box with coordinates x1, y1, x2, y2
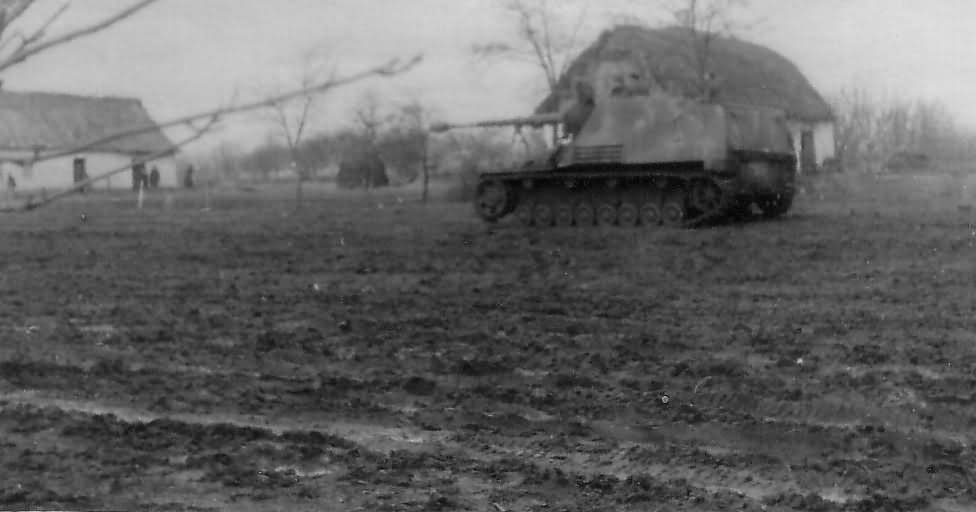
(132, 163, 148, 191)
(184, 165, 195, 189)
(149, 166, 160, 189)
(6, 173, 15, 198)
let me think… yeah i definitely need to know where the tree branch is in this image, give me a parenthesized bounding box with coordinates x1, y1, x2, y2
(0, 0, 36, 41)
(293, 95, 313, 146)
(270, 100, 296, 150)
(559, 0, 589, 77)
(471, 42, 541, 66)
(0, 0, 161, 73)
(28, 54, 423, 164)
(16, 1, 69, 50)
(478, 0, 587, 97)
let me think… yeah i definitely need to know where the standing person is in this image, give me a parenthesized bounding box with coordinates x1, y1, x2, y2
(132, 163, 147, 191)
(184, 165, 195, 189)
(149, 166, 160, 189)
(5, 173, 14, 199)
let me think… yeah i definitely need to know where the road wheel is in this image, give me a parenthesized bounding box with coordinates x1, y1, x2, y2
(554, 200, 574, 227)
(533, 202, 554, 227)
(618, 201, 639, 227)
(574, 201, 595, 227)
(661, 195, 686, 227)
(640, 202, 662, 227)
(596, 202, 617, 226)
(515, 201, 534, 226)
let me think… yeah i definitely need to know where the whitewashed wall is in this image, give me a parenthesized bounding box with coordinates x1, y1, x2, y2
(786, 120, 837, 172)
(0, 151, 179, 191)
(813, 122, 837, 163)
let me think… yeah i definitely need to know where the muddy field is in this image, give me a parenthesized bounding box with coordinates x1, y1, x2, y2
(1, 183, 976, 511)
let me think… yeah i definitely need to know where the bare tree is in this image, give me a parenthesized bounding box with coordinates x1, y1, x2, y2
(657, 0, 754, 100)
(260, 48, 335, 210)
(0, 0, 162, 78)
(828, 84, 976, 175)
(353, 89, 386, 143)
(473, 0, 591, 108)
(346, 90, 390, 191)
(384, 98, 436, 201)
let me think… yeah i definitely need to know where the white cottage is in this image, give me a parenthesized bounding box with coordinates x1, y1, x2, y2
(535, 25, 837, 174)
(0, 91, 179, 192)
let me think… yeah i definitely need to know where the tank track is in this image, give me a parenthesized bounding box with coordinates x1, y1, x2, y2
(474, 170, 793, 228)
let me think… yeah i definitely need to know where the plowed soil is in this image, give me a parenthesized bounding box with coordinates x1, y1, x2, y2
(1, 185, 975, 511)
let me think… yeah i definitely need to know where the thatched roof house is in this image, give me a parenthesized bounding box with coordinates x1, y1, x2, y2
(0, 91, 181, 191)
(0, 90, 176, 157)
(536, 25, 832, 120)
(536, 25, 836, 171)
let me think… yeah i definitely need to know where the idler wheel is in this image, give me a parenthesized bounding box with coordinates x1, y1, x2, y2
(474, 180, 511, 222)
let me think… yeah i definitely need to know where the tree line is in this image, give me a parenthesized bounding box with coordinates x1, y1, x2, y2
(195, 90, 551, 202)
(830, 89, 976, 174)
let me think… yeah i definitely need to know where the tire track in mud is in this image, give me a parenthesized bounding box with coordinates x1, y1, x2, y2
(4, 390, 972, 512)
(0, 394, 763, 511)
(0, 397, 411, 511)
(0, 390, 449, 454)
(4, 342, 974, 509)
(0, 356, 431, 420)
(0, 390, 816, 509)
(688, 389, 971, 437)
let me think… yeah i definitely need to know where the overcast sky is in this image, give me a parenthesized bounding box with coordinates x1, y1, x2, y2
(4, 0, 976, 156)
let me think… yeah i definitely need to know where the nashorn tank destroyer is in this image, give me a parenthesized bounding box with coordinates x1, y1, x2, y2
(431, 83, 798, 228)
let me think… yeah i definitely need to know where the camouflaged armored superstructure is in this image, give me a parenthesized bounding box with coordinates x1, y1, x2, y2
(431, 80, 797, 228)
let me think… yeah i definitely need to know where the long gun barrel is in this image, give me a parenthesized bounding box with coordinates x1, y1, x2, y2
(429, 112, 563, 133)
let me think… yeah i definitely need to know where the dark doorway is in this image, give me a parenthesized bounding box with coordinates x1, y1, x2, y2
(800, 130, 817, 174)
(73, 158, 88, 193)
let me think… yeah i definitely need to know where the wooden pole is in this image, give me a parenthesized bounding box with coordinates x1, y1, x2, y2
(204, 173, 211, 210)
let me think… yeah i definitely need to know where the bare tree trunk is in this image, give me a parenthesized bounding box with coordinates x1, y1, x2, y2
(204, 177, 211, 210)
(295, 174, 304, 210)
(421, 137, 430, 203)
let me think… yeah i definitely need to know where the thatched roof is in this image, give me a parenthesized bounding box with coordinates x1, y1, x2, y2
(0, 90, 176, 155)
(535, 25, 834, 122)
